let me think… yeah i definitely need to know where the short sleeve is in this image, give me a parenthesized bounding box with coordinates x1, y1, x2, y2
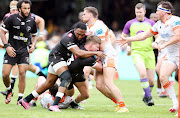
(150, 22, 158, 35)
(172, 17, 180, 31)
(0, 15, 13, 32)
(61, 33, 77, 50)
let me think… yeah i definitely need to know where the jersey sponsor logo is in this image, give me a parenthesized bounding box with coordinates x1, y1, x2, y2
(26, 26, 31, 32)
(161, 33, 169, 38)
(13, 26, 20, 29)
(96, 29, 103, 35)
(13, 35, 28, 42)
(21, 22, 25, 25)
(68, 33, 73, 37)
(174, 21, 180, 26)
(67, 42, 74, 47)
(136, 30, 146, 41)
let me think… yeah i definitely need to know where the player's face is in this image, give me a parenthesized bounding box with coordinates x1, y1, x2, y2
(90, 43, 100, 51)
(82, 10, 91, 23)
(150, 14, 158, 22)
(74, 28, 86, 40)
(156, 9, 165, 21)
(20, 2, 30, 17)
(135, 8, 146, 21)
(10, 9, 18, 14)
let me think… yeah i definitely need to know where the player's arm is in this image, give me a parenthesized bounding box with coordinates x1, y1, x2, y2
(0, 16, 16, 57)
(92, 61, 103, 72)
(160, 28, 180, 50)
(69, 46, 105, 58)
(109, 29, 116, 45)
(117, 30, 154, 46)
(29, 20, 38, 53)
(0, 44, 4, 48)
(35, 15, 45, 41)
(152, 34, 160, 49)
(121, 32, 131, 55)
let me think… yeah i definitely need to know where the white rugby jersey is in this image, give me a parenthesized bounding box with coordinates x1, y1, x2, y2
(40, 93, 72, 109)
(150, 15, 180, 56)
(86, 19, 117, 56)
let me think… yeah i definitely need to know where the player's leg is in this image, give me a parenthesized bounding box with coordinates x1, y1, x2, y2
(28, 63, 47, 78)
(83, 66, 94, 89)
(156, 56, 168, 97)
(70, 81, 88, 110)
(103, 67, 128, 112)
(95, 71, 116, 103)
(135, 62, 154, 106)
(20, 72, 58, 109)
(159, 61, 178, 113)
(146, 69, 155, 91)
(29, 76, 47, 106)
(2, 64, 13, 104)
(17, 64, 28, 103)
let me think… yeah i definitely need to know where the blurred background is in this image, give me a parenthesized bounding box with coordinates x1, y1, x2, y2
(0, 0, 179, 79)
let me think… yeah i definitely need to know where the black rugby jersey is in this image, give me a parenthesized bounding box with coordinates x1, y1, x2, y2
(1, 13, 37, 53)
(67, 45, 97, 76)
(49, 30, 86, 61)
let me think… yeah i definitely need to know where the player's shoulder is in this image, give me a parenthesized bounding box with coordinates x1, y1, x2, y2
(4, 13, 11, 18)
(171, 15, 180, 22)
(62, 30, 75, 40)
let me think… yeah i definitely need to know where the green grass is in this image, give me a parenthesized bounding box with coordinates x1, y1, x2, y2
(0, 78, 178, 118)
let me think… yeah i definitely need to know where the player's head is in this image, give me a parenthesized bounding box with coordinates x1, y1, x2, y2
(156, 1, 173, 20)
(9, 0, 18, 14)
(49, 84, 58, 97)
(82, 6, 98, 23)
(85, 35, 101, 51)
(150, 13, 158, 22)
(17, 0, 31, 18)
(135, 3, 146, 21)
(78, 11, 84, 22)
(74, 22, 87, 40)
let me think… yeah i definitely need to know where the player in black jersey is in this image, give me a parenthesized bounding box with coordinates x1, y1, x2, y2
(0, 0, 46, 103)
(66, 35, 102, 109)
(19, 22, 105, 112)
(0, 0, 37, 104)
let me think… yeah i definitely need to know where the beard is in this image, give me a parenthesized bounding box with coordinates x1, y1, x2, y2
(21, 11, 30, 19)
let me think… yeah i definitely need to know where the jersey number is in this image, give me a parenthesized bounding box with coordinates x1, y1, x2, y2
(67, 54, 74, 66)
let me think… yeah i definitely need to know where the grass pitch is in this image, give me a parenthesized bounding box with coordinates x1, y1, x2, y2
(0, 77, 178, 118)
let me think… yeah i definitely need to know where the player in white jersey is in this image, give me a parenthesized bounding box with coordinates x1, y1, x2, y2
(82, 6, 128, 113)
(117, 1, 180, 114)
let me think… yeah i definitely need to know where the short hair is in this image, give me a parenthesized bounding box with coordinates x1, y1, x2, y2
(74, 22, 87, 30)
(17, 0, 32, 11)
(84, 6, 98, 18)
(86, 35, 101, 44)
(9, 0, 18, 10)
(135, 3, 146, 10)
(157, 1, 174, 14)
(49, 84, 58, 97)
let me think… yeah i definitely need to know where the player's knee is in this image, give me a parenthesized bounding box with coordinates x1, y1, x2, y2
(83, 92, 90, 99)
(2, 73, 9, 79)
(59, 70, 72, 88)
(19, 71, 26, 77)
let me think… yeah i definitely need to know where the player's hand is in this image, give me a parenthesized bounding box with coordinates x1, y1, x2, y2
(6, 47, 16, 57)
(29, 44, 35, 53)
(96, 51, 106, 58)
(152, 42, 158, 49)
(116, 36, 129, 47)
(158, 44, 166, 53)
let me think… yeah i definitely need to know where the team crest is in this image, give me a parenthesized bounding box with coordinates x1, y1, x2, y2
(26, 26, 31, 32)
